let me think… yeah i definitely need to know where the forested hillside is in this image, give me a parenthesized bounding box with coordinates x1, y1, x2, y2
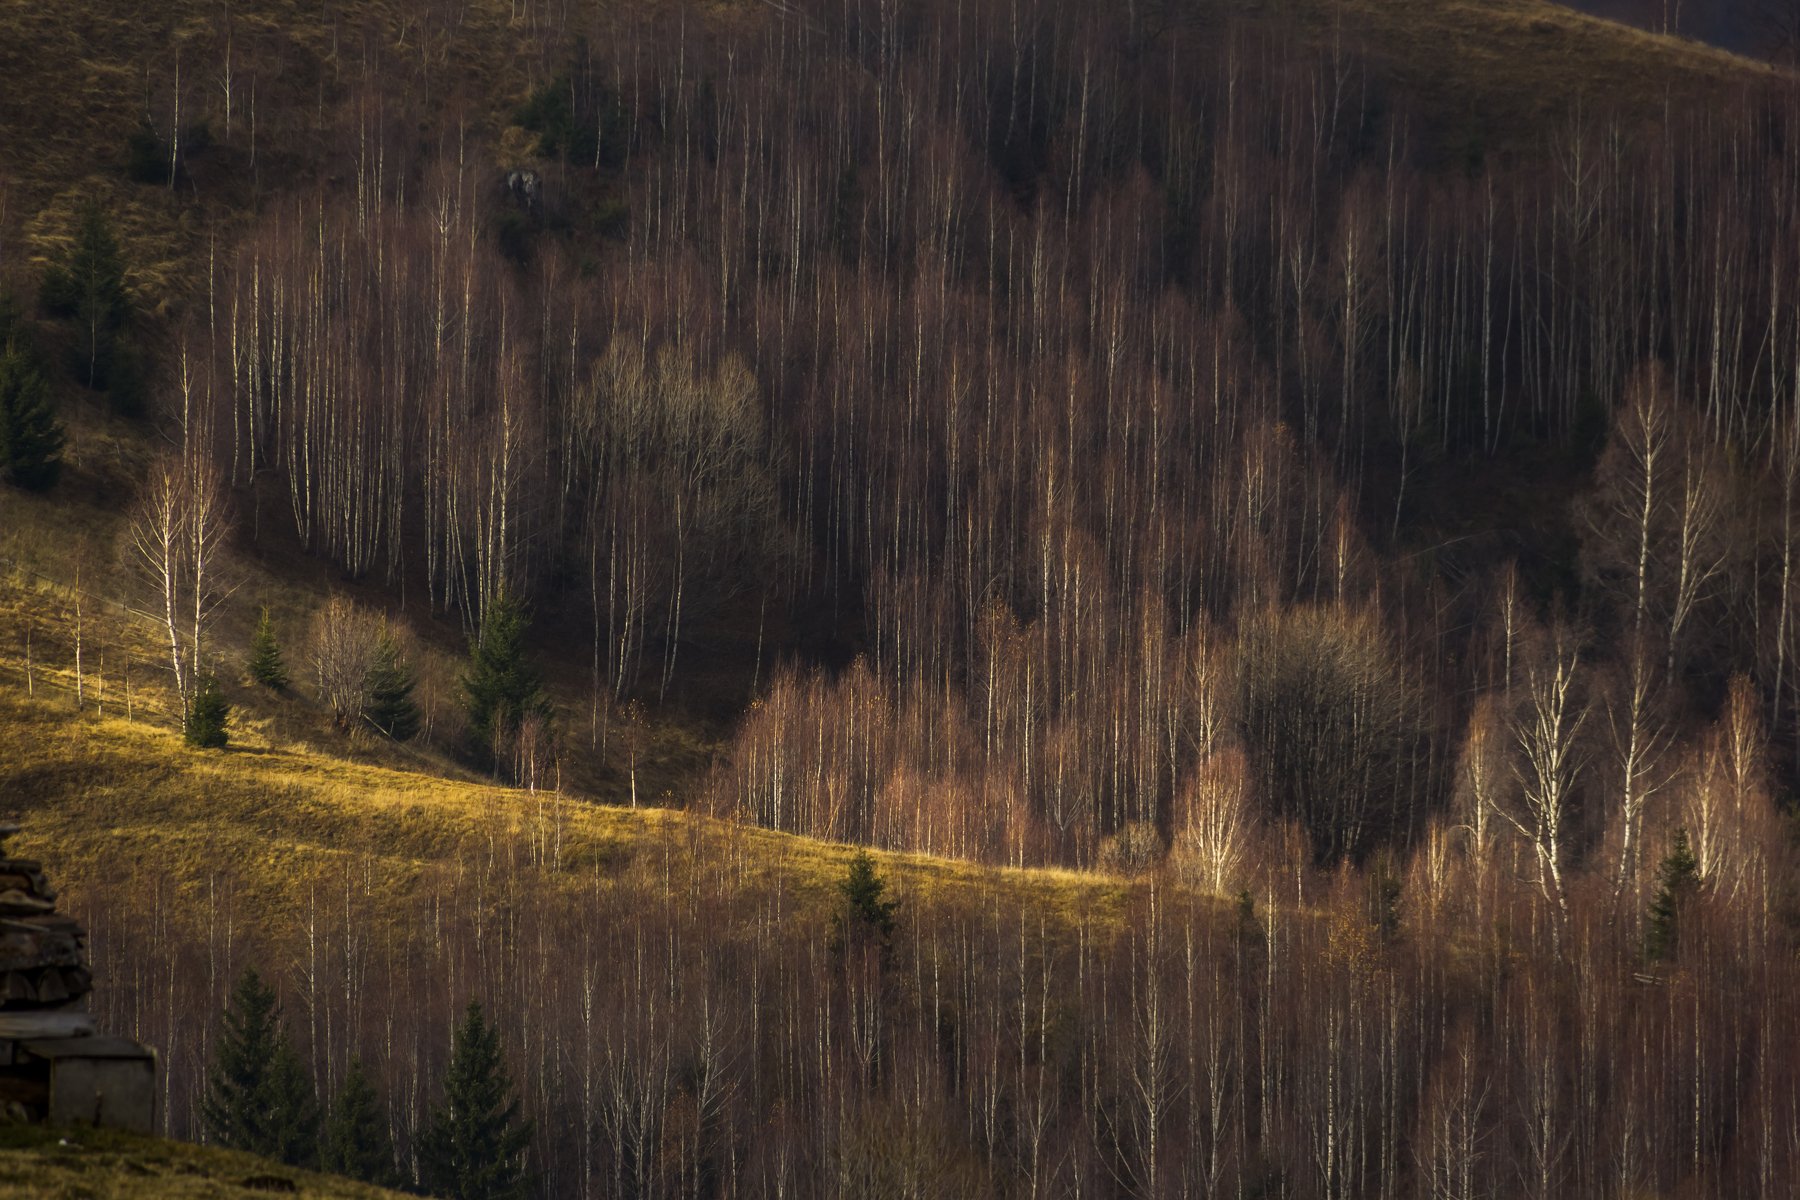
(2, 0, 1799, 1195)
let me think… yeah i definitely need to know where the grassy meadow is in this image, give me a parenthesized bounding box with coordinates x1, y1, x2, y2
(0, 1123, 409, 1199)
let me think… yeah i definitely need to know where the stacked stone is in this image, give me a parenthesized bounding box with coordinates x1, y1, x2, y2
(0, 824, 92, 1036)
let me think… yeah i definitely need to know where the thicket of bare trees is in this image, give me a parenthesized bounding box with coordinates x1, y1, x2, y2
(163, 0, 1800, 866)
(58, 0, 1800, 1191)
(71, 814, 1800, 1200)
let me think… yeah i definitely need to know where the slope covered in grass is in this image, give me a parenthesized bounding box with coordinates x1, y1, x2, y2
(0, 1123, 407, 1199)
(0, 684, 1129, 938)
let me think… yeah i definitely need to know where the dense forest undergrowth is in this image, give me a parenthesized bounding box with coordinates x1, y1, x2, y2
(4, 0, 1800, 1194)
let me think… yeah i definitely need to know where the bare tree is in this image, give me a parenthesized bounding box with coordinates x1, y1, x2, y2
(1681, 675, 1778, 915)
(1496, 629, 1587, 944)
(1665, 436, 1728, 674)
(308, 595, 382, 731)
(128, 454, 231, 711)
(1454, 693, 1509, 927)
(1580, 367, 1674, 636)
(1602, 640, 1671, 915)
(1170, 747, 1258, 896)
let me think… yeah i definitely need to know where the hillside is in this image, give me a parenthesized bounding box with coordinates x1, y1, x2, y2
(0, 1124, 408, 1199)
(0, 0, 1779, 319)
(3, 0, 1800, 1195)
(0, 683, 1128, 933)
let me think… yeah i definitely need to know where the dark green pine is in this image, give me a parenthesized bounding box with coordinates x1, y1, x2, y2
(200, 969, 282, 1154)
(364, 626, 420, 742)
(416, 1001, 533, 1200)
(0, 343, 64, 492)
(185, 672, 231, 749)
(248, 607, 290, 690)
(38, 203, 132, 392)
(201, 968, 321, 1166)
(323, 1058, 394, 1185)
(1646, 827, 1701, 963)
(839, 849, 899, 939)
(265, 1032, 321, 1169)
(461, 593, 548, 752)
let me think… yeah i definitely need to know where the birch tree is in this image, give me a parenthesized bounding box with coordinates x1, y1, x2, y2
(128, 454, 230, 712)
(1496, 630, 1588, 945)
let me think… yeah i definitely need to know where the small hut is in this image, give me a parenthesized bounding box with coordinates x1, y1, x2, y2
(0, 823, 154, 1132)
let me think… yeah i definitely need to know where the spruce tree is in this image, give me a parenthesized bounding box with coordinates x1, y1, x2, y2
(832, 849, 900, 961)
(1646, 828, 1701, 963)
(324, 1058, 398, 1186)
(839, 849, 899, 938)
(185, 671, 230, 748)
(248, 607, 290, 690)
(461, 593, 548, 755)
(416, 1001, 533, 1200)
(202, 968, 320, 1166)
(364, 625, 421, 741)
(266, 1032, 322, 1169)
(201, 969, 282, 1153)
(39, 203, 131, 392)
(184, 672, 232, 744)
(0, 343, 64, 492)
(0, 291, 21, 345)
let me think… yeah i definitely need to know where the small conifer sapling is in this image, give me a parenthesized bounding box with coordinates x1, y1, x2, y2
(364, 625, 421, 741)
(832, 849, 900, 962)
(248, 606, 290, 690)
(185, 671, 230, 749)
(462, 593, 549, 764)
(1646, 827, 1701, 963)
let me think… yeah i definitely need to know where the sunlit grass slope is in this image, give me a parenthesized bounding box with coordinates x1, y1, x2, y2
(0, 684, 1129, 942)
(0, 1123, 407, 1200)
(0, 409, 717, 808)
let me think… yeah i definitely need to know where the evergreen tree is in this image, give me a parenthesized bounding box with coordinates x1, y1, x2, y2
(324, 1058, 395, 1186)
(185, 671, 231, 749)
(461, 593, 548, 755)
(39, 203, 132, 393)
(266, 1032, 322, 1169)
(416, 1001, 533, 1200)
(202, 969, 320, 1166)
(1368, 854, 1404, 944)
(248, 606, 290, 690)
(834, 849, 899, 954)
(200, 969, 283, 1153)
(1646, 828, 1701, 963)
(0, 291, 21, 345)
(364, 625, 421, 741)
(0, 343, 64, 492)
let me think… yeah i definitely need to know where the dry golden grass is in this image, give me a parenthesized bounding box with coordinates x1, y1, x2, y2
(0, 1123, 408, 1199)
(0, 398, 719, 809)
(0, 680, 1129, 943)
